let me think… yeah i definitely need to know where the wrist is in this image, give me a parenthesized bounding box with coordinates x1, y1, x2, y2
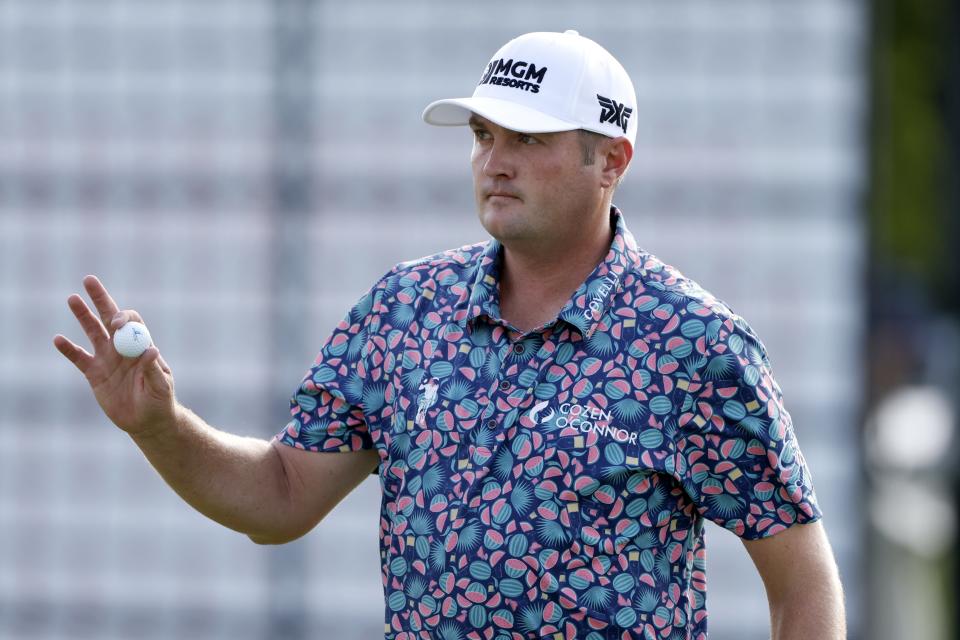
(128, 402, 185, 447)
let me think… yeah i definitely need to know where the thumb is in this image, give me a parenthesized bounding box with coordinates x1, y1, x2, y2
(140, 347, 172, 395)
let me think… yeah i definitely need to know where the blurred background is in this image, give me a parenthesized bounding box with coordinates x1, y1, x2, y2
(0, 0, 955, 638)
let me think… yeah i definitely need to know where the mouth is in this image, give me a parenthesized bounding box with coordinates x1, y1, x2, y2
(486, 192, 521, 201)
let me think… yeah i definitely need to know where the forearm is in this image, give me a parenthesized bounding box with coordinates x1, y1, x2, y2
(129, 403, 291, 540)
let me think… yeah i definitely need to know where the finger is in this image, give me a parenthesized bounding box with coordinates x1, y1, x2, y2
(67, 294, 110, 348)
(140, 347, 172, 395)
(157, 353, 172, 375)
(108, 309, 146, 332)
(53, 334, 94, 373)
(83, 275, 122, 329)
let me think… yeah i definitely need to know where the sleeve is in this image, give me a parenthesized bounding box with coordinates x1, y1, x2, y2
(670, 313, 822, 539)
(274, 274, 391, 453)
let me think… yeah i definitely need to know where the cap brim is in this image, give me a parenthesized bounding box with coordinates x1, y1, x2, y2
(422, 97, 581, 134)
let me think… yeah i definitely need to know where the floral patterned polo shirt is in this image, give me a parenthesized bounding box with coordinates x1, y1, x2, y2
(276, 206, 822, 640)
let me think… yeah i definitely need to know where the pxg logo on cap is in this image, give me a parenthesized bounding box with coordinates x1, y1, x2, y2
(422, 30, 637, 148)
(597, 94, 632, 134)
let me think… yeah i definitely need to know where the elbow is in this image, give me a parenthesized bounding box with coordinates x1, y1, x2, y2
(246, 516, 320, 545)
(247, 529, 305, 546)
(245, 442, 315, 545)
(247, 533, 285, 546)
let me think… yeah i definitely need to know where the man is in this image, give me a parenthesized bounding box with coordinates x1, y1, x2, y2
(55, 30, 845, 639)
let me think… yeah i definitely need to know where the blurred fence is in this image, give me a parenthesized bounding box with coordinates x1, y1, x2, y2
(0, 1, 867, 638)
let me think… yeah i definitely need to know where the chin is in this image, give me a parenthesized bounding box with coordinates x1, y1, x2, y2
(478, 201, 512, 227)
(476, 211, 503, 240)
(477, 209, 532, 245)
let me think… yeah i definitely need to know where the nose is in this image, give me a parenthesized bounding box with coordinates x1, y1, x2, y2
(480, 138, 515, 179)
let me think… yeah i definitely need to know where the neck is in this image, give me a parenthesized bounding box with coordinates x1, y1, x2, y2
(498, 208, 614, 333)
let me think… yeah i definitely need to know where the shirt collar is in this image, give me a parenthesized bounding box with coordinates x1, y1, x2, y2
(464, 206, 640, 338)
(465, 239, 505, 326)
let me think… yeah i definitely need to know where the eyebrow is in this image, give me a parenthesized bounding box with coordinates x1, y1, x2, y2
(468, 116, 486, 128)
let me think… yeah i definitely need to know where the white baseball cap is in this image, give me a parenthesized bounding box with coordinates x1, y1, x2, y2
(422, 30, 637, 148)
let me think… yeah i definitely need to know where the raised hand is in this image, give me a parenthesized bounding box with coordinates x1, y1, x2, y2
(53, 275, 176, 437)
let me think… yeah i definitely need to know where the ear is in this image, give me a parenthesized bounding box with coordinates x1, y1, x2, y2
(599, 138, 633, 188)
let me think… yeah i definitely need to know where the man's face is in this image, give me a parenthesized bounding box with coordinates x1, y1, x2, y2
(469, 115, 605, 249)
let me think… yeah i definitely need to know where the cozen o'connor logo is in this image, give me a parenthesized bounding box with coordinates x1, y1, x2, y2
(597, 94, 633, 133)
(542, 402, 637, 445)
(479, 58, 548, 93)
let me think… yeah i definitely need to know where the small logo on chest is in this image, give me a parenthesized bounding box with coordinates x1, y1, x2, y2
(416, 378, 440, 428)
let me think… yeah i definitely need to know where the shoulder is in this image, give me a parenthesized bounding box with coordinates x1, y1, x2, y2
(351, 242, 489, 320)
(628, 250, 769, 358)
(378, 241, 490, 290)
(340, 242, 491, 346)
(390, 241, 487, 277)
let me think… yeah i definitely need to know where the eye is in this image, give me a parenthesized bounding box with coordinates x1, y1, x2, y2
(518, 133, 538, 145)
(472, 128, 491, 141)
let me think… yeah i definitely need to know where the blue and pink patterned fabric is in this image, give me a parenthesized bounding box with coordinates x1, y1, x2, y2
(277, 207, 821, 639)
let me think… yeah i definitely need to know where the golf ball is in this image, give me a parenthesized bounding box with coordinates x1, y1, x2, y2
(113, 321, 153, 358)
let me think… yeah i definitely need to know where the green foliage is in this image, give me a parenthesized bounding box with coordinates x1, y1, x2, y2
(872, 0, 953, 300)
